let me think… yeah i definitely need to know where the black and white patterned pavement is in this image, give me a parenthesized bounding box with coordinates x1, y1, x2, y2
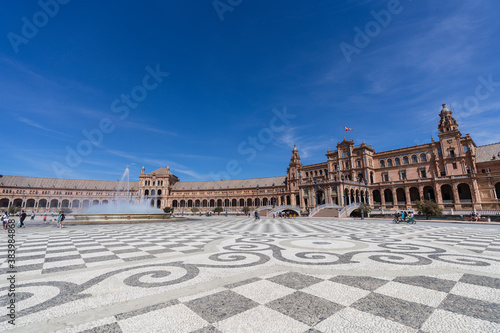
(1, 217, 499, 332)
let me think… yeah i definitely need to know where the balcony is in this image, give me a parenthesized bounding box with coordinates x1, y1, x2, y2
(459, 199, 472, 203)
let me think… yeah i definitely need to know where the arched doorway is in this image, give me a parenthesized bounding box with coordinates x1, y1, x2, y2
(39, 199, 48, 208)
(409, 187, 419, 202)
(188, 200, 193, 208)
(457, 183, 472, 202)
(13, 199, 23, 207)
(239, 199, 244, 207)
(384, 189, 393, 205)
(61, 199, 70, 208)
(316, 190, 325, 205)
(0, 198, 9, 208)
(344, 189, 350, 205)
(72, 199, 80, 208)
(203, 199, 208, 207)
(441, 184, 454, 203)
(172, 200, 178, 207)
(50, 199, 59, 208)
(262, 198, 268, 206)
(396, 188, 405, 204)
(372, 190, 381, 205)
(82, 200, 90, 208)
(423, 186, 435, 202)
(157, 199, 161, 208)
(26, 199, 36, 208)
(210, 199, 215, 207)
(246, 198, 252, 207)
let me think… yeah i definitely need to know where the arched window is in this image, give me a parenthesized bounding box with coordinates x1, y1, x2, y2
(305, 172, 309, 177)
(380, 160, 385, 168)
(403, 156, 409, 165)
(420, 153, 427, 162)
(412, 155, 418, 163)
(387, 159, 393, 167)
(395, 157, 400, 165)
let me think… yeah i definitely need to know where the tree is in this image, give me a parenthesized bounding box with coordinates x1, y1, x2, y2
(214, 207, 223, 215)
(414, 200, 442, 219)
(8, 206, 20, 215)
(242, 206, 250, 216)
(350, 203, 372, 217)
(163, 207, 173, 214)
(191, 207, 199, 213)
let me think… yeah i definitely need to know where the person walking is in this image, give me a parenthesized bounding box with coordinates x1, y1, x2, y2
(57, 211, 65, 228)
(31, 212, 35, 220)
(19, 210, 27, 228)
(2, 212, 8, 230)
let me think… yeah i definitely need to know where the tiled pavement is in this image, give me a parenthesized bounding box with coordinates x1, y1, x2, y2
(1, 217, 499, 332)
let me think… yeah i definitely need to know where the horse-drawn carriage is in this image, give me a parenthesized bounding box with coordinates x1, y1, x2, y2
(393, 210, 416, 224)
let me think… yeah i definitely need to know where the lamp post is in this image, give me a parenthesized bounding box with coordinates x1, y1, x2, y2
(182, 193, 185, 216)
(225, 190, 228, 217)
(256, 185, 259, 210)
(272, 183, 275, 216)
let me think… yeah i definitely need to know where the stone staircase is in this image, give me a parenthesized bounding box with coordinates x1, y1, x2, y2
(312, 208, 342, 217)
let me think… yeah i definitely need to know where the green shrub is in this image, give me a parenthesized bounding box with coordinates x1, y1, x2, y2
(414, 200, 442, 218)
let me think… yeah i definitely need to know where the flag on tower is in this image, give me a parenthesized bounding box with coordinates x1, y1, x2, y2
(344, 126, 353, 131)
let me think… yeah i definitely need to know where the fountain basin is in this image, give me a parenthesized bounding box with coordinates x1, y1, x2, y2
(68, 213, 186, 224)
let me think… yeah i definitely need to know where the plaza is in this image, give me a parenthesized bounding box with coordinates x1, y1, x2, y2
(1, 216, 499, 332)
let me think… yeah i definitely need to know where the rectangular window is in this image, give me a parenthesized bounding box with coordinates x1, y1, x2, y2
(382, 172, 389, 182)
(452, 163, 457, 169)
(437, 149, 442, 157)
(450, 150, 455, 158)
(463, 145, 468, 153)
(400, 170, 407, 180)
(440, 172, 446, 176)
(420, 169, 427, 178)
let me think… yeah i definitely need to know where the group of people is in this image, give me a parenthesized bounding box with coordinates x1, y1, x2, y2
(395, 210, 414, 220)
(272, 211, 292, 218)
(470, 213, 481, 222)
(1, 210, 66, 228)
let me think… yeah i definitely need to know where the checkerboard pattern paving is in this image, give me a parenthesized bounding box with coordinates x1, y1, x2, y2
(1, 217, 499, 332)
(76, 271, 500, 332)
(0, 226, 222, 275)
(407, 228, 500, 254)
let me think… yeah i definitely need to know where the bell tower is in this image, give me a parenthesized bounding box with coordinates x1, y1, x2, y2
(438, 104, 461, 138)
(287, 145, 302, 191)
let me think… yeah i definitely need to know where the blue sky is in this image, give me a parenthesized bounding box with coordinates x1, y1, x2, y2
(1, 0, 500, 182)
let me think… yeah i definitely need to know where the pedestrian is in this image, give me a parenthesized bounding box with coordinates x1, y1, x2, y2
(2, 212, 8, 230)
(31, 212, 35, 220)
(57, 211, 65, 228)
(19, 210, 27, 228)
(43, 215, 47, 223)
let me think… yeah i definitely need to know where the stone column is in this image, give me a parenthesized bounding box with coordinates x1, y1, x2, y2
(392, 189, 397, 206)
(435, 184, 443, 205)
(404, 187, 411, 206)
(380, 189, 386, 208)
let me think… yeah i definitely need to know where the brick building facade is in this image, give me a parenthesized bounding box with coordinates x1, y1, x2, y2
(2, 105, 499, 215)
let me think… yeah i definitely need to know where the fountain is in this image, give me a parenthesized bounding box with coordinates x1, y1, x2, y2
(71, 168, 178, 224)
